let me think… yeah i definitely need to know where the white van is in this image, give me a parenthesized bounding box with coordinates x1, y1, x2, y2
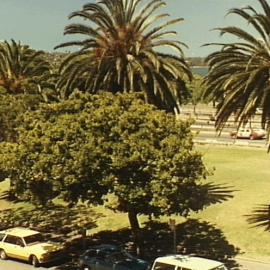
(151, 255, 228, 270)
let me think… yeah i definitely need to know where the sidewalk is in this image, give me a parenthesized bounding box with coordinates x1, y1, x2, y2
(236, 257, 270, 270)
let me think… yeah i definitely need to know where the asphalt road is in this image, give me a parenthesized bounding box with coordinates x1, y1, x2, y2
(2, 257, 270, 270)
(0, 259, 55, 269)
(193, 129, 268, 148)
(0, 258, 75, 270)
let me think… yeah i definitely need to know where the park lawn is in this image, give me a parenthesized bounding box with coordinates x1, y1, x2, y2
(1, 145, 270, 260)
(192, 145, 270, 260)
(0, 180, 11, 210)
(0, 180, 32, 211)
(90, 145, 270, 260)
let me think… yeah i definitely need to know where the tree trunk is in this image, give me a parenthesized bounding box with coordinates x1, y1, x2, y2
(193, 104, 197, 115)
(128, 210, 143, 257)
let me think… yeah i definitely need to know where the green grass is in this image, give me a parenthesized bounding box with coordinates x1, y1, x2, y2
(0, 179, 32, 211)
(193, 145, 270, 260)
(1, 145, 270, 260)
(90, 145, 270, 260)
(0, 180, 11, 210)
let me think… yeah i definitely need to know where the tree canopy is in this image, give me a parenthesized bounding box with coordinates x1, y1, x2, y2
(0, 40, 51, 96)
(0, 92, 231, 221)
(204, 0, 270, 132)
(55, 0, 192, 113)
(186, 75, 209, 113)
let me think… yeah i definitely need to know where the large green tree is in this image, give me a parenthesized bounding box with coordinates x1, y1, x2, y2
(55, 0, 192, 112)
(204, 0, 270, 131)
(0, 92, 231, 253)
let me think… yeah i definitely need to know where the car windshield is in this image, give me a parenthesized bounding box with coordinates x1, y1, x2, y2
(24, 233, 43, 245)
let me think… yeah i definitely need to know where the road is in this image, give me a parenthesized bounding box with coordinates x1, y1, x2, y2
(0, 258, 74, 270)
(192, 127, 268, 148)
(0, 259, 55, 269)
(2, 257, 270, 270)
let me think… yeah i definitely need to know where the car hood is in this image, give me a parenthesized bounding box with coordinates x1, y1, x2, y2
(26, 242, 63, 254)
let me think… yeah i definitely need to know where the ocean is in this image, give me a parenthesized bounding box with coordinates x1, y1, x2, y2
(191, 66, 208, 76)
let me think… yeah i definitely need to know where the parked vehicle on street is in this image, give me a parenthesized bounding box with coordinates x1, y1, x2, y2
(230, 128, 266, 140)
(0, 227, 64, 267)
(151, 255, 227, 270)
(78, 244, 150, 270)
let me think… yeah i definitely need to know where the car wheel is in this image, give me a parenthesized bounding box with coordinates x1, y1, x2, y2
(30, 255, 39, 267)
(0, 249, 7, 260)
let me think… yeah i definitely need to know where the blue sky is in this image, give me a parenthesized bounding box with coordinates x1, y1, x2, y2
(0, 0, 262, 57)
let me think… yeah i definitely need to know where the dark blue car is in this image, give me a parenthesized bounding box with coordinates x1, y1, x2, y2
(78, 244, 150, 270)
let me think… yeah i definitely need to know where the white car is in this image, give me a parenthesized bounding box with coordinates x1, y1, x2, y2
(230, 128, 266, 140)
(151, 255, 227, 270)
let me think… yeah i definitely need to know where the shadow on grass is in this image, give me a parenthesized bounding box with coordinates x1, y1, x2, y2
(0, 190, 17, 201)
(61, 219, 241, 270)
(0, 204, 102, 243)
(246, 204, 270, 231)
(0, 205, 104, 269)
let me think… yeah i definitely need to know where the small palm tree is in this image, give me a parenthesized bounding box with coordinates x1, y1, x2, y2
(55, 0, 192, 112)
(0, 40, 50, 95)
(204, 0, 270, 131)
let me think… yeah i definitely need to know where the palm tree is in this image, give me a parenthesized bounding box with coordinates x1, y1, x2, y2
(55, 0, 192, 112)
(204, 0, 270, 231)
(0, 39, 51, 95)
(204, 0, 270, 131)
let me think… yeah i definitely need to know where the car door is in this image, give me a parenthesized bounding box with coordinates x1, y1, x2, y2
(95, 252, 113, 270)
(3, 235, 27, 260)
(82, 249, 99, 270)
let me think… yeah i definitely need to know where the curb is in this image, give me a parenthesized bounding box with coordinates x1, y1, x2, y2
(194, 139, 267, 149)
(236, 256, 270, 265)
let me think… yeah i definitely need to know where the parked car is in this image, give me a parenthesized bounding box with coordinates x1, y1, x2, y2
(151, 255, 228, 270)
(230, 128, 266, 140)
(0, 227, 64, 267)
(78, 244, 150, 270)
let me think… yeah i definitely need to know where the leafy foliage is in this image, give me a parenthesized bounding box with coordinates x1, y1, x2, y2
(0, 40, 51, 97)
(0, 93, 26, 142)
(55, 0, 192, 112)
(0, 92, 212, 216)
(204, 0, 270, 131)
(186, 75, 208, 112)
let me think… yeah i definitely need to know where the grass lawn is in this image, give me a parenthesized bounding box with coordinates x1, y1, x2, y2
(90, 145, 270, 260)
(0, 180, 11, 210)
(1, 145, 270, 260)
(193, 145, 270, 260)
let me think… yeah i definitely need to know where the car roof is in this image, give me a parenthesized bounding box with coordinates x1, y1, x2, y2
(154, 255, 224, 270)
(0, 227, 40, 238)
